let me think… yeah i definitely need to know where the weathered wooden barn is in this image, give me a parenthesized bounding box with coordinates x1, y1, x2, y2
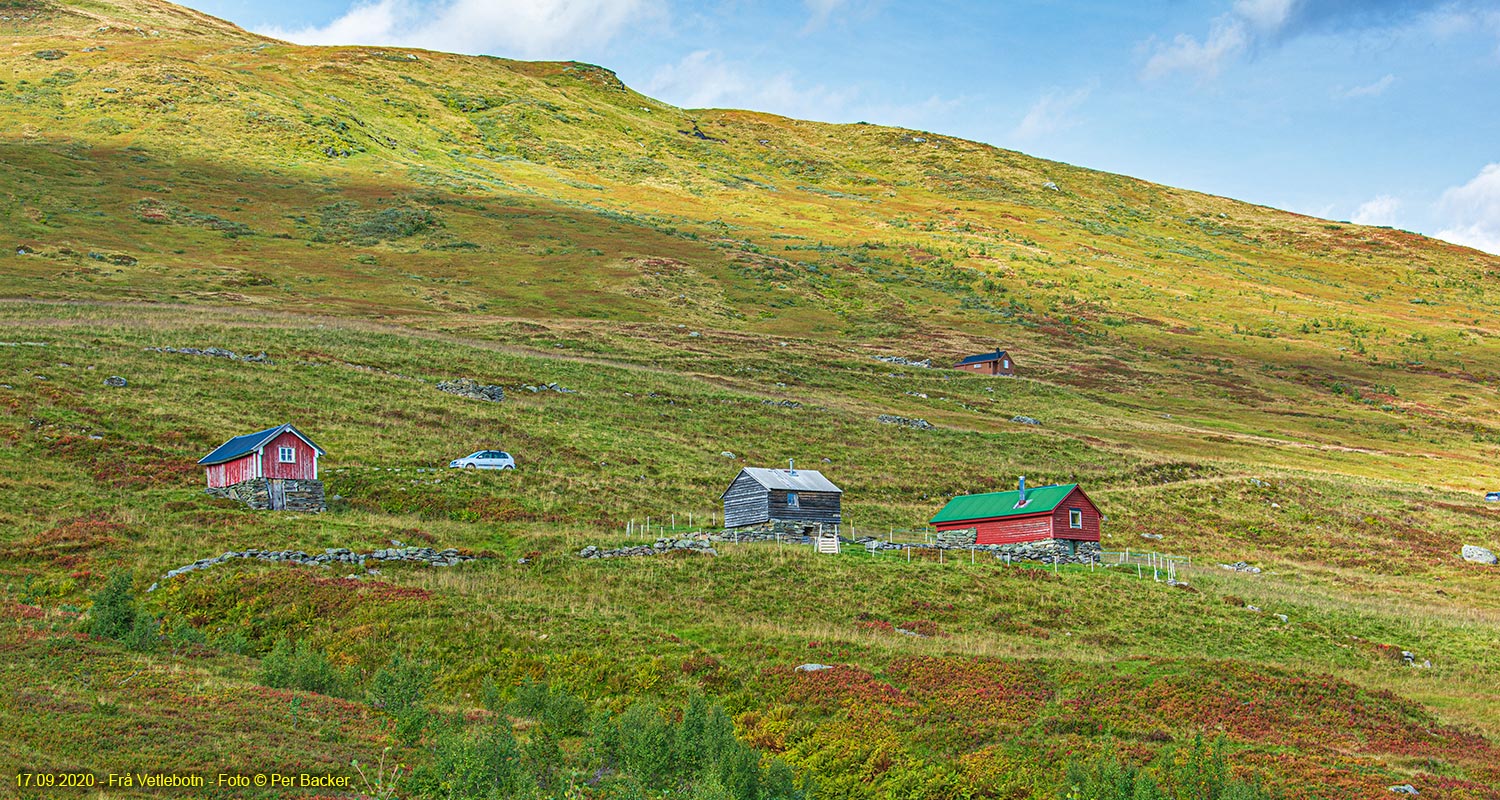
(929, 478, 1102, 553)
(197, 423, 327, 511)
(721, 465, 842, 531)
(954, 349, 1015, 376)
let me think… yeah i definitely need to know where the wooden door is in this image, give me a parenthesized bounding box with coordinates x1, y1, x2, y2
(268, 479, 287, 510)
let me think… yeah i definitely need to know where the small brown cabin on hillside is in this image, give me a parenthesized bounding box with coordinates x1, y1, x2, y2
(721, 465, 842, 531)
(955, 349, 1015, 376)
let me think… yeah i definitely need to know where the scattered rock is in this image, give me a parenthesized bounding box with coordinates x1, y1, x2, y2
(874, 355, 932, 368)
(904, 391, 929, 399)
(1042, 181, 1060, 192)
(794, 663, 833, 672)
(762, 399, 801, 408)
(1010, 415, 1041, 426)
(879, 414, 935, 430)
(524, 382, 576, 394)
(34, 50, 66, 60)
(1388, 785, 1418, 795)
(1460, 545, 1496, 565)
(1220, 561, 1262, 574)
(1140, 533, 1163, 540)
(720, 451, 736, 459)
(103, 375, 127, 387)
(1275, 614, 1288, 623)
(146, 346, 271, 363)
(1245, 605, 1262, 613)
(436, 377, 505, 403)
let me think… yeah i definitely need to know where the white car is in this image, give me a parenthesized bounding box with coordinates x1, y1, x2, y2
(449, 450, 516, 470)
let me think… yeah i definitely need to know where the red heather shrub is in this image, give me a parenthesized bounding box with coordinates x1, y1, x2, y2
(896, 620, 945, 637)
(5, 602, 46, 620)
(770, 664, 914, 712)
(858, 620, 896, 634)
(889, 657, 1052, 742)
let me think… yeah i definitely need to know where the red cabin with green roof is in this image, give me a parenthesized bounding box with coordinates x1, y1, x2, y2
(929, 478, 1102, 546)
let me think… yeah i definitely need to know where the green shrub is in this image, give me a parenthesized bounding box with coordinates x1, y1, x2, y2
(124, 614, 160, 653)
(504, 679, 588, 735)
(368, 651, 433, 745)
(412, 718, 536, 800)
(259, 637, 348, 697)
(1060, 738, 1271, 800)
(89, 573, 137, 640)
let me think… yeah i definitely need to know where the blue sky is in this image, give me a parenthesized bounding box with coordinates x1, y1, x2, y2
(181, 0, 1500, 254)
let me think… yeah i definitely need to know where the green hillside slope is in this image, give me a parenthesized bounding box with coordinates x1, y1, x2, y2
(2, 1, 1499, 798)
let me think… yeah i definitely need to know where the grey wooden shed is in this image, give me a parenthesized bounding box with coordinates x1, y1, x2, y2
(720, 466, 843, 530)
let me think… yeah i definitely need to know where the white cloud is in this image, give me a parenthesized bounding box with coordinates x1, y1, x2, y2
(802, 0, 847, 33)
(644, 49, 962, 130)
(1141, 0, 1455, 81)
(1339, 73, 1396, 98)
(1141, 17, 1250, 81)
(645, 49, 856, 121)
(1232, 0, 1295, 32)
(1350, 194, 1402, 226)
(1013, 85, 1094, 142)
(1434, 163, 1500, 255)
(260, 0, 661, 60)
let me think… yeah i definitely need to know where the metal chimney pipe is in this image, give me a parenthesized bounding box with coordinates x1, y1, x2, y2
(1018, 475, 1027, 504)
(788, 458, 796, 475)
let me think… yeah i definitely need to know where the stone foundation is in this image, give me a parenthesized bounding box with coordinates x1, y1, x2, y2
(721, 518, 839, 541)
(935, 528, 977, 547)
(864, 537, 1101, 565)
(207, 478, 326, 512)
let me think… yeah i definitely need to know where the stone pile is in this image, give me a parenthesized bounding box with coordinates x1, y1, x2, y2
(436, 377, 505, 402)
(874, 356, 932, 368)
(1010, 415, 1041, 426)
(878, 415, 935, 430)
(148, 545, 482, 590)
(104, 376, 127, 387)
(146, 346, 272, 363)
(762, 399, 802, 408)
(577, 538, 718, 559)
(1220, 561, 1263, 574)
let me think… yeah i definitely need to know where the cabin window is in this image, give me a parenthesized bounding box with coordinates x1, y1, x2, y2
(1003, 359, 1010, 369)
(786, 492, 800, 508)
(278, 446, 296, 463)
(1069, 509, 1083, 529)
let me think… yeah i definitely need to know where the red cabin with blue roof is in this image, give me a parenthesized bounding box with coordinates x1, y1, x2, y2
(197, 423, 325, 488)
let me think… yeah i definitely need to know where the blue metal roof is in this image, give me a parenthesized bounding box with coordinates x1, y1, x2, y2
(957, 350, 1008, 366)
(197, 424, 324, 466)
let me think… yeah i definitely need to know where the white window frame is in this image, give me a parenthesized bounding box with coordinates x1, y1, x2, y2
(1069, 508, 1083, 529)
(278, 446, 296, 464)
(786, 491, 800, 508)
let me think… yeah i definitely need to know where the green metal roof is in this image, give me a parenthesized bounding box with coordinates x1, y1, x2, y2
(929, 483, 1078, 524)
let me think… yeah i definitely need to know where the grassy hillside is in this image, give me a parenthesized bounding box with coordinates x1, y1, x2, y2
(2, 1, 1499, 798)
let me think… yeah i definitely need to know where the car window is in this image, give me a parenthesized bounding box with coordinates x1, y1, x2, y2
(496, 452, 510, 459)
(468, 451, 485, 459)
